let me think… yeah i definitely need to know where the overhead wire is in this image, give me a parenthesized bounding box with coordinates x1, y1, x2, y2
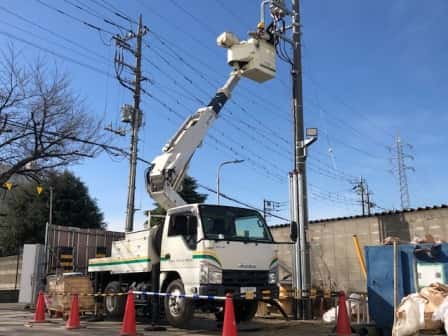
(198, 184, 289, 222)
(62, 0, 131, 32)
(0, 1, 297, 214)
(0, 5, 108, 63)
(26, 1, 364, 211)
(0, 18, 110, 69)
(35, 0, 116, 36)
(141, 89, 286, 183)
(144, 35, 292, 143)
(0, 30, 112, 79)
(141, 40, 293, 157)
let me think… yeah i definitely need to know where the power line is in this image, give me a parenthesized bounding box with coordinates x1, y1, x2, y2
(213, 0, 254, 28)
(198, 184, 289, 222)
(0, 5, 108, 63)
(38, 0, 292, 154)
(35, 0, 116, 35)
(22, 0, 368, 215)
(302, 58, 395, 138)
(141, 90, 287, 183)
(0, 18, 110, 69)
(6, 115, 290, 222)
(305, 97, 390, 149)
(168, 0, 219, 38)
(144, 38, 292, 148)
(62, 0, 131, 32)
(0, 30, 112, 78)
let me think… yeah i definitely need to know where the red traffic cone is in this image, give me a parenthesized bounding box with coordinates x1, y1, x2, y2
(336, 291, 351, 335)
(31, 290, 46, 323)
(121, 291, 138, 336)
(222, 293, 237, 336)
(66, 294, 81, 329)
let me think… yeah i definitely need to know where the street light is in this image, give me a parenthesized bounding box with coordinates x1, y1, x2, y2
(216, 159, 244, 204)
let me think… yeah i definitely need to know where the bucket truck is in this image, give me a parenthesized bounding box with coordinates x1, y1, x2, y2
(88, 30, 279, 328)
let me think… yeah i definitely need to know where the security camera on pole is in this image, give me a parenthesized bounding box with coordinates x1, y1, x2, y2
(257, 0, 317, 319)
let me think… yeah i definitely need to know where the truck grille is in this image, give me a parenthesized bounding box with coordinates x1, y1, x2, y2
(222, 270, 268, 286)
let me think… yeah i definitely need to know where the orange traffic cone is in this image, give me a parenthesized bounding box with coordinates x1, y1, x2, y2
(31, 290, 46, 323)
(336, 291, 351, 335)
(222, 293, 237, 336)
(66, 294, 81, 329)
(121, 291, 139, 336)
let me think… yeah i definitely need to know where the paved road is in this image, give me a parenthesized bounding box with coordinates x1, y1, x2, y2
(0, 304, 334, 336)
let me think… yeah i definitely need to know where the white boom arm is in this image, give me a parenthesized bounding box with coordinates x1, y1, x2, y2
(146, 70, 242, 210)
(146, 32, 276, 211)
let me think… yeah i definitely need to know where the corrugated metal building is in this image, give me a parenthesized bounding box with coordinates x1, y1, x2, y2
(46, 224, 124, 274)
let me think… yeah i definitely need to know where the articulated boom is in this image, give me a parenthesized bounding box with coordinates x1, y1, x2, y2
(146, 32, 276, 211)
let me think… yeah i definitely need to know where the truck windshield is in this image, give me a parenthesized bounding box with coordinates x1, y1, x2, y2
(199, 205, 273, 243)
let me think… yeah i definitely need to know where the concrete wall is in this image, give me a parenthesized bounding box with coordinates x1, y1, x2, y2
(271, 205, 448, 293)
(0, 255, 22, 290)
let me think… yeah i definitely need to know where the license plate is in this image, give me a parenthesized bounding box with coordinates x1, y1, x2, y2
(240, 286, 256, 294)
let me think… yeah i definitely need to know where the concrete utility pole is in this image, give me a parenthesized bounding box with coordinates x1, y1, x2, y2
(114, 15, 148, 232)
(353, 177, 366, 215)
(290, 0, 312, 319)
(365, 183, 372, 215)
(353, 177, 375, 215)
(259, 0, 316, 319)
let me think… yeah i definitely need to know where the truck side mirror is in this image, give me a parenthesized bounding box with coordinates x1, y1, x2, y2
(290, 221, 297, 242)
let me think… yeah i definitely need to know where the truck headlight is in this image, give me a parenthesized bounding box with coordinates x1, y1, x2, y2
(200, 263, 222, 284)
(268, 268, 278, 284)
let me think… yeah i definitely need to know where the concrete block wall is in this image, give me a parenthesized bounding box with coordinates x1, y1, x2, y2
(404, 208, 448, 240)
(0, 255, 22, 290)
(271, 205, 448, 293)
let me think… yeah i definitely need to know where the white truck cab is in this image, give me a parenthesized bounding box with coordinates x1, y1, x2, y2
(89, 204, 279, 327)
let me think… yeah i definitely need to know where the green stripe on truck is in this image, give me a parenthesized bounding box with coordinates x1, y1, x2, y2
(89, 258, 151, 267)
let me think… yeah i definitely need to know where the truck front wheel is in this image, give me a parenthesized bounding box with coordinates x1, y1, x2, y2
(235, 300, 258, 322)
(216, 300, 258, 323)
(104, 281, 125, 319)
(164, 279, 194, 328)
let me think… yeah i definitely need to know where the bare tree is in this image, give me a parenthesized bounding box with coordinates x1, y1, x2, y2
(0, 47, 105, 184)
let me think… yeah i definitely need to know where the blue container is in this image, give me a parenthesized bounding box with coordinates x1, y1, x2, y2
(365, 243, 448, 334)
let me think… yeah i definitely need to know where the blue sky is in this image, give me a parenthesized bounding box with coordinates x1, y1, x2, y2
(1, 0, 447, 231)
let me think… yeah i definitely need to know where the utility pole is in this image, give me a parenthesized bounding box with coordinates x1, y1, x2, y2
(353, 177, 366, 215)
(390, 135, 414, 210)
(291, 0, 312, 320)
(114, 15, 148, 232)
(259, 0, 316, 319)
(365, 183, 372, 216)
(49, 186, 54, 226)
(352, 177, 376, 215)
(263, 199, 282, 220)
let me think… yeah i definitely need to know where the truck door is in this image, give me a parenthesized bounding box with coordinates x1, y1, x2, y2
(161, 212, 198, 280)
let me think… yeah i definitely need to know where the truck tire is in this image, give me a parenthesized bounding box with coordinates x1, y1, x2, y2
(235, 300, 258, 322)
(104, 281, 125, 319)
(216, 300, 258, 323)
(164, 279, 194, 328)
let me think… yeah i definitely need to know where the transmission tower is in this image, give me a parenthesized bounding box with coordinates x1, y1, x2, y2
(390, 135, 414, 210)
